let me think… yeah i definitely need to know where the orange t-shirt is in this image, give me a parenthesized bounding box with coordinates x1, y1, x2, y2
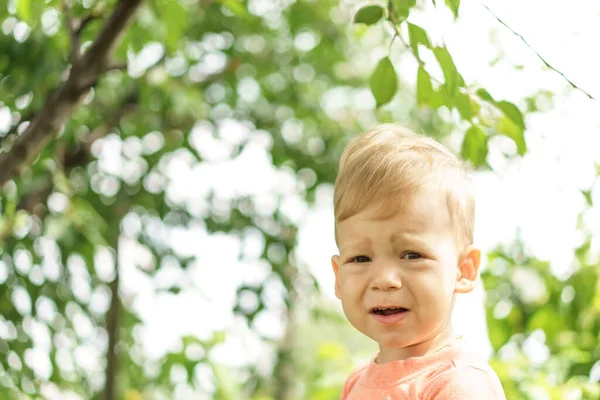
(341, 342, 506, 400)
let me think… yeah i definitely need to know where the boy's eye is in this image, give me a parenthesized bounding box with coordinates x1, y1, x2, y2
(349, 255, 371, 263)
(402, 252, 421, 260)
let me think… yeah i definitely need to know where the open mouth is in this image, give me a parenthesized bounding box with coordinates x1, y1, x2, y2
(371, 307, 409, 316)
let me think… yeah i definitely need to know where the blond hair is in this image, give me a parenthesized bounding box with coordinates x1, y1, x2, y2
(333, 124, 475, 247)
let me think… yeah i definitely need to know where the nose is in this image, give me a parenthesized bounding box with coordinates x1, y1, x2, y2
(370, 262, 402, 291)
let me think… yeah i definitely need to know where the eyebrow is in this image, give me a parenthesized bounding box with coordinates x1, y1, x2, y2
(390, 232, 434, 252)
(390, 232, 421, 243)
(340, 238, 372, 254)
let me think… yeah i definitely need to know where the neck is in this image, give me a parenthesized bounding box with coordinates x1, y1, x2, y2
(375, 328, 457, 364)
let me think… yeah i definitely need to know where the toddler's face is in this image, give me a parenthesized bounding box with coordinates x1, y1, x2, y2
(332, 190, 464, 358)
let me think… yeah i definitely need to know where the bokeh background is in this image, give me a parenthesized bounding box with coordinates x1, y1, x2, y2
(1, 0, 599, 399)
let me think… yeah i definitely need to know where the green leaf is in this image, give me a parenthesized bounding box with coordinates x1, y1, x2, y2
(392, 0, 415, 20)
(455, 92, 476, 121)
(496, 100, 525, 129)
(211, 361, 243, 399)
(16, 0, 31, 21)
(528, 306, 563, 337)
(353, 5, 384, 25)
(581, 190, 593, 206)
(429, 90, 445, 108)
(393, 0, 417, 10)
(417, 67, 433, 106)
(369, 57, 398, 107)
(408, 23, 431, 57)
(316, 341, 348, 361)
(433, 46, 460, 98)
(217, 0, 250, 18)
(445, 0, 460, 18)
(69, 198, 109, 246)
(476, 92, 527, 150)
(476, 88, 495, 102)
(164, 1, 189, 52)
(495, 115, 527, 155)
(461, 125, 488, 166)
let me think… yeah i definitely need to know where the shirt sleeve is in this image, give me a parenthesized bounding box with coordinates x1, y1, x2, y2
(425, 364, 506, 400)
(340, 366, 366, 400)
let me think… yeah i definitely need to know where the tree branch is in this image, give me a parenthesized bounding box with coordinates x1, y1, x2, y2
(106, 62, 128, 72)
(104, 262, 121, 400)
(10, 100, 136, 400)
(0, 0, 143, 188)
(16, 96, 138, 216)
(103, 193, 131, 400)
(13, 53, 165, 218)
(387, 1, 443, 88)
(64, 3, 80, 65)
(64, 1, 101, 65)
(78, 13, 100, 34)
(482, 3, 596, 100)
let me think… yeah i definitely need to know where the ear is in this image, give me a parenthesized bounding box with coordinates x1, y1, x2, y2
(455, 246, 481, 294)
(331, 255, 342, 299)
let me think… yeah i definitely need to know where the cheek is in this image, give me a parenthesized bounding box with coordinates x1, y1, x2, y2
(413, 280, 453, 328)
(339, 279, 363, 299)
(339, 269, 367, 290)
(412, 272, 454, 301)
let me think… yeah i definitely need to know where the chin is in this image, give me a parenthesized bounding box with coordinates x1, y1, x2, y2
(378, 338, 411, 349)
(370, 333, 413, 349)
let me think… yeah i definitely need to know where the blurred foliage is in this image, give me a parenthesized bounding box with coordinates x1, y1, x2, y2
(0, 0, 598, 399)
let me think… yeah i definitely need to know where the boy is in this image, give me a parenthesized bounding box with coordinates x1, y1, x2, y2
(331, 124, 506, 399)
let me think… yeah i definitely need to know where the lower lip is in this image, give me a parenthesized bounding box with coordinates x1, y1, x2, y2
(371, 311, 409, 326)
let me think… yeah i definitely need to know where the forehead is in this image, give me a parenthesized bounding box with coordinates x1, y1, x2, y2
(336, 190, 451, 245)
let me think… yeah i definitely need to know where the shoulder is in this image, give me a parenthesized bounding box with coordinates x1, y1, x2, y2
(340, 364, 368, 399)
(424, 351, 506, 400)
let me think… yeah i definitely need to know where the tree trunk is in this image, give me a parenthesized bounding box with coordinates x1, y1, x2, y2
(273, 265, 299, 400)
(104, 268, 121, 400)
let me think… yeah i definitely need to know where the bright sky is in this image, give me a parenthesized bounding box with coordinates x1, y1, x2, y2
(2, 0, 600, 398)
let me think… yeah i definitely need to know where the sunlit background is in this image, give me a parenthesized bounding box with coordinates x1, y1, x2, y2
(1, 0, 600, 399)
